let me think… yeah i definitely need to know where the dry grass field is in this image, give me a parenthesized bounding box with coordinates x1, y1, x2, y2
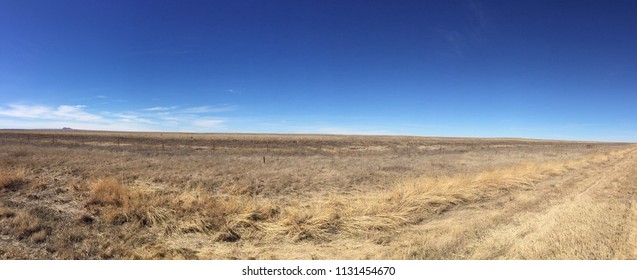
(1, 130, 636, 259)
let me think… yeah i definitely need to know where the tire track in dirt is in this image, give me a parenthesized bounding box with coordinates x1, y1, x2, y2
(622, 194, 637, 258)
(381, 146, 637, 259)
(614, 152, 637, 259)
(476, 147, 637, 259)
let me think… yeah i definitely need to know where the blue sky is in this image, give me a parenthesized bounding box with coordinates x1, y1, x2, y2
(1, 0, 636, 141)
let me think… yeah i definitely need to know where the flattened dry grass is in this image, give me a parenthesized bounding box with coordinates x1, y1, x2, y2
(83, 178, 279, 241)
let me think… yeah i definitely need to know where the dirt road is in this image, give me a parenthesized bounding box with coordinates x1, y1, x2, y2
(379, 146, 637, 259)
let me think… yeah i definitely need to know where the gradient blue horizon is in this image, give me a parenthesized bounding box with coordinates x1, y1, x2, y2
(1, 1, 636, 142)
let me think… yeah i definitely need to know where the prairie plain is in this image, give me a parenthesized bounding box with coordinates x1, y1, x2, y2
(0, 130, 636, 259)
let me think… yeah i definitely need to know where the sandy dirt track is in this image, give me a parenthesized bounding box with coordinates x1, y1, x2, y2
(465, 146, 637, 259)
(365, 146, 637, 259)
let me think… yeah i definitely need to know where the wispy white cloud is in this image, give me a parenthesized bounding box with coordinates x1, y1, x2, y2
(183, 105, 236, 113)
(431, 1, 492, 58)
(0, 118, 152, 132)
(54, 105, 103, 122)
(0, 103, 234, 132)
(143, 106, 177, 111)
(466, 0, 488, 31)
(434, 28, 466, 57)
(192, 119, 225, 127)
(112, 113, 157, 125)
(0, 104, 103, 122)
(0, 104, 51, 119)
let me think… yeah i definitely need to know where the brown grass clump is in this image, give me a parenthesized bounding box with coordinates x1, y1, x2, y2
(87, 177, 126, 206)
(30, 230, 48, 243)
(0, 167, 27, 191)
(167, 190, 280, 239)
(88, 185, 175, 228)
(1, 211, 48, 241)
(116, 189, 174, 227)
(0, 207, 16, 219)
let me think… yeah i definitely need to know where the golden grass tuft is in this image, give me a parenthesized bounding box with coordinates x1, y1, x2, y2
(0, 167, 27, 191)
(86, 178, 174, 228)
(87, 177, 126, 206)
(122, 189, 174, 227)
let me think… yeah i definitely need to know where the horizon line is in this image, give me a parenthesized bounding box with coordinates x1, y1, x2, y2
(1, 128, 633, 144)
